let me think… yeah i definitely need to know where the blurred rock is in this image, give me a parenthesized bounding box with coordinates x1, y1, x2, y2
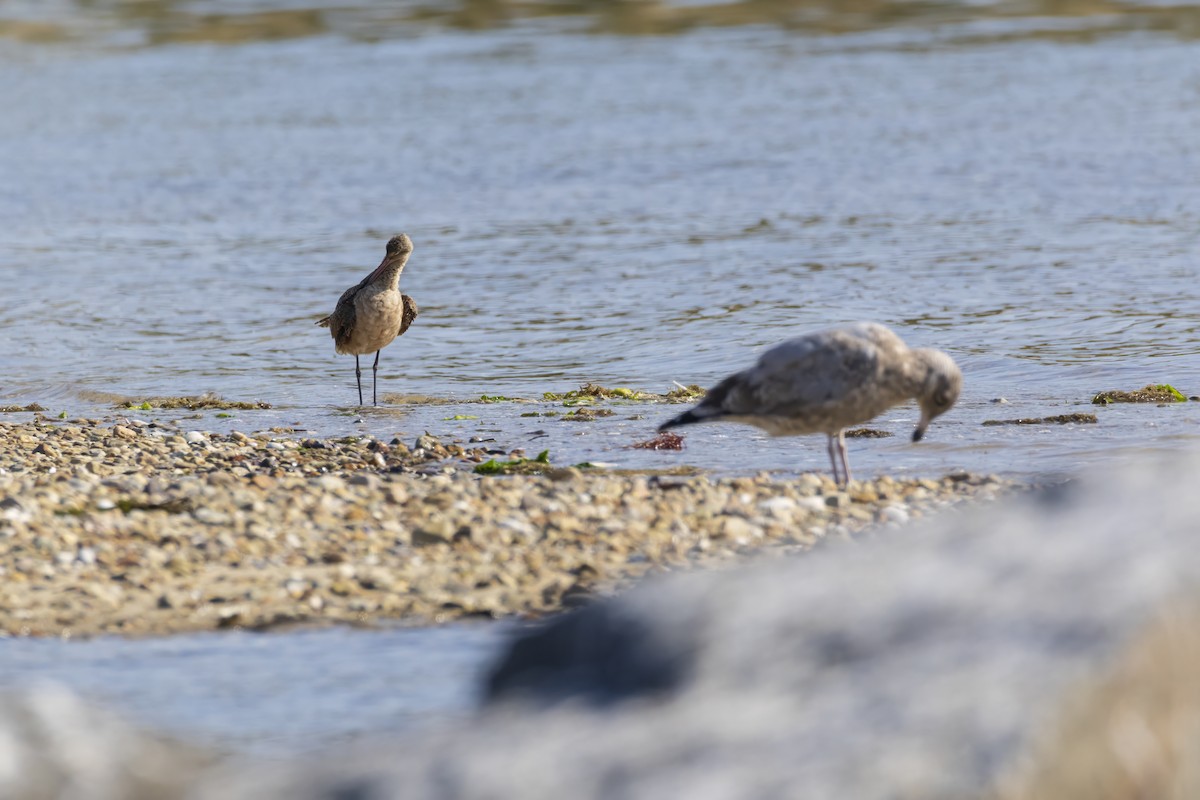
(0, 683, 213, 800)
(10, 454, 1200, 799)
(199, 453, 1200, 798)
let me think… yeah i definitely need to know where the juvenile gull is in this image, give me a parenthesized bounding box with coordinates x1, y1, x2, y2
(317, 234, 419, 406)
(659, 322, 962, 485)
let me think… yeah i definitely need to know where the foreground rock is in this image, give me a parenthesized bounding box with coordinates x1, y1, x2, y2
(0, 684, 212, 800)
(0, 419, 1002, 637)
(7, 453, 1200, 797)
(193, 452, 1200, 799)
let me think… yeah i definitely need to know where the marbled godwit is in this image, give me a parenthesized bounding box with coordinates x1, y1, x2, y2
(659, 322, 961, 486)
(317, 234, 419, 406)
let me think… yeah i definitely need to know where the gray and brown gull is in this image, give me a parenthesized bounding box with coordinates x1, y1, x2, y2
(317, 234, 419, 407)
(659, 322, 962, 485)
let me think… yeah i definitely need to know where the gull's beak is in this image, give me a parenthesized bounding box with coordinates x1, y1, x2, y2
(912, 410, 932, 443)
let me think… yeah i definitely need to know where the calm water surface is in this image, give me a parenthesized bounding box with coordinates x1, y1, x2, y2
(1, 2, 1199, 752)
(0, 622, 511, 754)
(2, 23, 1198, 480)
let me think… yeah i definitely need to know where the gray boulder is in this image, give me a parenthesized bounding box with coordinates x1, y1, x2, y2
(197, 454, 1200, 798)
(0, 682, 212, 800)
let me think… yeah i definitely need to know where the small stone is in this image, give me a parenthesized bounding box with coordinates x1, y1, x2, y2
(849, 487, 879, 504)
(796, 496, 827, 513)
(758, 497, 798, 518)
(193, 508, 231, 525)
(184, 431, 206, 444)
(716, 516, 762, 542)
(316, 475, 346, 492)
(413, 517, 456, 546)
(112, 425, 137, 440)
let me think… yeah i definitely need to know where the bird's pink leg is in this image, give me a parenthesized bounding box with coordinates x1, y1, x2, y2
(837, 429, 852, 487)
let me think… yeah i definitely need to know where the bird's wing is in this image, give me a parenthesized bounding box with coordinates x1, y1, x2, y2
(398, 294, 419, 336)
(319, 286, 359, 343)
(725, 332, 880, 417)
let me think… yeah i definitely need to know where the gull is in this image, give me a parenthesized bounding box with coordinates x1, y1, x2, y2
(659, 322, 962, 485)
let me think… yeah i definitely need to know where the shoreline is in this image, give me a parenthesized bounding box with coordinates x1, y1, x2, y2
(0, 417, 1014, 638)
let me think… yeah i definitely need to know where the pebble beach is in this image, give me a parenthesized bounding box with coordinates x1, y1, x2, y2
(0, 415, 1010, 638)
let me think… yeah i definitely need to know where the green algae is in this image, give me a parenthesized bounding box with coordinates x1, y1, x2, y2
(473, 449, 552, 475)
(542, 382, 707, 406)
(378, 394, 455, 406)
(561, 408, 616, 422)
(117, 393, 271, 411)
(1092, 385, 1187, 404)
(544, 383, 648, 404)
(664, 383, 706, 402)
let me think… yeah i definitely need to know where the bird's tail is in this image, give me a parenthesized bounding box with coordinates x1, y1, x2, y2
(316, 316, 331, 328)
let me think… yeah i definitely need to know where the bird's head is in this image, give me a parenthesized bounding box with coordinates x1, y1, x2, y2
(385, 234, 413, 257)
(912, 349, 962, 443)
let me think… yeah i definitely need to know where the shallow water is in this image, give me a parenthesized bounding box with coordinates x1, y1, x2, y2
(0, 622, 510, 754)
(2, 0, 1200, 754)
(3, 19, 1200, 480)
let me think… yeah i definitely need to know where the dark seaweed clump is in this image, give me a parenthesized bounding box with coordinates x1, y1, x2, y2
(982, 413, 1098, 426)
(844, 428, 892, 438)
(629, 432, 685, 450)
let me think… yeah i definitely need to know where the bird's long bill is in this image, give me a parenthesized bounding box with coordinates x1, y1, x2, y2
(912, 411, 932, 443)
(367, 255, 393, 281)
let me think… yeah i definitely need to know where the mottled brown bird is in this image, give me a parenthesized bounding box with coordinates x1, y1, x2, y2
(317, 234, 419, 406)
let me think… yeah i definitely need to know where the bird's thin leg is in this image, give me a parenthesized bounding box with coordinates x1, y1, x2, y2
(826, 433, 842, 485)
(355, 355, 363, 407)
(837, 429, 852, 487)
(372, 351, 380, 407)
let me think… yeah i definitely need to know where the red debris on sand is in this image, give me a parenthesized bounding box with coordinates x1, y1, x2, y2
(630, 432, 684, 450)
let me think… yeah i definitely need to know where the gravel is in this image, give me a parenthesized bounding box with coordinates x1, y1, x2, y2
(0, 418, 1012, 638)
